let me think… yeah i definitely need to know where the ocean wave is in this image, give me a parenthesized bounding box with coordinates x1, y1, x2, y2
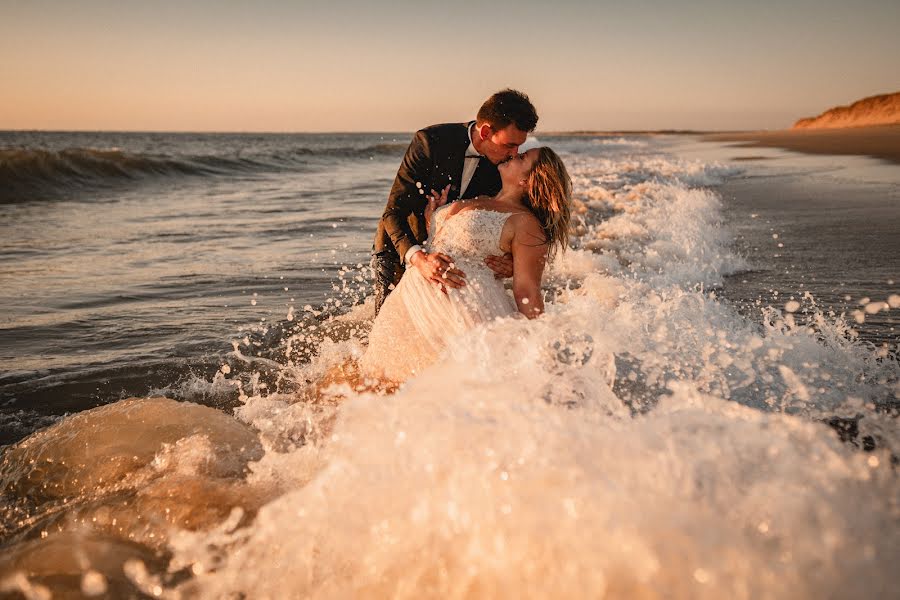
(281, 142, 408, 158)
(594, 136, 648, 147)
(0, 142, 407, 201)
(3, 140, 897, 598)
(0, 147, 213, 193)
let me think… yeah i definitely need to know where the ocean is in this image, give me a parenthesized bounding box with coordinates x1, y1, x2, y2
(0, 130, 897, 598)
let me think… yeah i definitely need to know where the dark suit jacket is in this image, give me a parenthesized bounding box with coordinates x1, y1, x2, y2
(373, 122, 502, 260)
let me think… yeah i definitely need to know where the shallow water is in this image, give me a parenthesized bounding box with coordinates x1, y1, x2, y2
(0, 131, 897, 598)
(1, 132, 402, 443)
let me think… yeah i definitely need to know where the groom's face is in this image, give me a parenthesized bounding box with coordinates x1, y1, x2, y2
(478, 124, 529, 165)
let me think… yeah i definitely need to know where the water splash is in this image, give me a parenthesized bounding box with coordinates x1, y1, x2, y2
(1, 141, 897, 598)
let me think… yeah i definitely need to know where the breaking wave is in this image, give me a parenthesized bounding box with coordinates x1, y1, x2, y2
(0, 143, 407, 201)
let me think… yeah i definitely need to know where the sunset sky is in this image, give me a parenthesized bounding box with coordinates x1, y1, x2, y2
(2, 0, 898, 132)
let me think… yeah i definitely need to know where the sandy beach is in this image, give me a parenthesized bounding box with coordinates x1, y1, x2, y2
(705, 124, 900, 164)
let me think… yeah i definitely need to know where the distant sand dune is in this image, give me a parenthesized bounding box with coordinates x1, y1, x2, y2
(793, 91, 900, 129)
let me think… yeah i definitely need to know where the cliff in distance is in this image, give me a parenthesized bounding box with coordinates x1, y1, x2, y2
(793, 91, 900, 129)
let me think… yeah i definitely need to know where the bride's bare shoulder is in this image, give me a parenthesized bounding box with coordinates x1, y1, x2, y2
(508, 210, 541, 227)
(509, 212, 547, 242)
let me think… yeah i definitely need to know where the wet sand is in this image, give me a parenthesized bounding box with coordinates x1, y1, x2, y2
(705, 124, 900, 165)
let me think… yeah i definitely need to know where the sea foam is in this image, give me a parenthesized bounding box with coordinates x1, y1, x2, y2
(1, 141, 897, 598)
(169, 145, 898, 598)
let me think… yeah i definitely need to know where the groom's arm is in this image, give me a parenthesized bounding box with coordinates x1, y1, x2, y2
(381, 130, 433, 260)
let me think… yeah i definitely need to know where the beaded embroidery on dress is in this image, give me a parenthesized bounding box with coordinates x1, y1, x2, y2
(361, 206, 521, 382)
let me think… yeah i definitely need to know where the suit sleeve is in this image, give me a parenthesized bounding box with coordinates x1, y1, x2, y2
(382, 130, 432, 260)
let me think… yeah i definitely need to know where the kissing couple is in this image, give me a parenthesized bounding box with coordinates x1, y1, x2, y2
(361, 89, 573, 382)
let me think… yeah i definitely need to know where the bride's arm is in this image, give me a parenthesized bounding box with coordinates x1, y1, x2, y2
(510, 216, 549, 319)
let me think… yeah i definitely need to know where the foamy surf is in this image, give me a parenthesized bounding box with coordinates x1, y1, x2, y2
(0, 138, 897, 599)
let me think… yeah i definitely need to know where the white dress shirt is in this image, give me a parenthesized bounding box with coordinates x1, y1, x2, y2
(459, 122, 482, 198)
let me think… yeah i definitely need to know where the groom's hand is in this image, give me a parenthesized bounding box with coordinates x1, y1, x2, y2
(484, 253, 514, 279)
(425, 185, 450, 230)
(410, 250, 466, 289)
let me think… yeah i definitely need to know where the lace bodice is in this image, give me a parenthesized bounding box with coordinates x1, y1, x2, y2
(363, 206, 523, 382)
(429, 207, 519, 262)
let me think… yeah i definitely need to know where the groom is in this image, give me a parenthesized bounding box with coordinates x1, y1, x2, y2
(372, 89, 539, 314)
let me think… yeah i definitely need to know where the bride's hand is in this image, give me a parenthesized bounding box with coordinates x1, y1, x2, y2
(425, 185, 450, 229)
(410, 250, 466, 290)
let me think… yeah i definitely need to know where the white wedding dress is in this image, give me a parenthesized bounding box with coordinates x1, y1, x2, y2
(361, 206, 523, 382)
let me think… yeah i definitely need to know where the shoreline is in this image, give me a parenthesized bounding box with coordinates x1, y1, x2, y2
(703, 124, 900, 165)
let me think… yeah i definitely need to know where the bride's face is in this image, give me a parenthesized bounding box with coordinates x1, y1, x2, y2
(499, 148, 540, 186)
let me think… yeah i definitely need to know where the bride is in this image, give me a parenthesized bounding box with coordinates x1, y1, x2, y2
(361, 146, 572, 383)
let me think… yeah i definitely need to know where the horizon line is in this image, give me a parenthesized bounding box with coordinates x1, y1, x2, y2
(0, 127, 760, 136)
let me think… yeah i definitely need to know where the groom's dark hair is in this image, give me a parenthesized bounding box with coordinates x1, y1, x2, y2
(477, 89, 538, 132)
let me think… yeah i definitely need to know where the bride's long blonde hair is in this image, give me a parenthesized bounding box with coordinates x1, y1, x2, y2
(523, 147, 572, 258)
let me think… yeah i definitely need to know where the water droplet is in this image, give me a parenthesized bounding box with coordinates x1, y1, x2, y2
(864, 301, 886, 315)
(81, 570, 108, 596)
